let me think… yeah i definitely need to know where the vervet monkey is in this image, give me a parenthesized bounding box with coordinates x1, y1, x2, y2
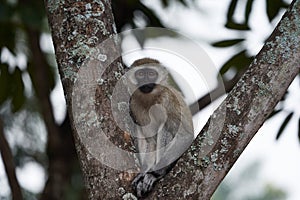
(128, 58, 194, 197)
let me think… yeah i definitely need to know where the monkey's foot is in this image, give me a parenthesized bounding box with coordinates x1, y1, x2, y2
(132, 173, 157, 197)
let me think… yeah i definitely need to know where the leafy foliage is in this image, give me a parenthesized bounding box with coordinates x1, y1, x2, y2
(276, 112, 294, 140)
(161, 0, 187, 7)
(212, 39, 245, 48)
(266, 0, 289, 22)
(112, 0, 164, 30)
(213, 0, 296, 141)
(219, 50, 253, 75)
(0, 64, 25, 112)
(225, 0, 253, 30)
(298, 117, 300, 144)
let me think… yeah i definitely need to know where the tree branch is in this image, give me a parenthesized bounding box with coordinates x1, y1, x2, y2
(0, 118, 23, 200)
(147, 1, 300, 199)
(45, 0, 131, 199)
(45, 0, 300, 199)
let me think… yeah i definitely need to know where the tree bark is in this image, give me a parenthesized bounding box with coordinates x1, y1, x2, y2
(45, 0, 300, 199)
(45, 0, 133, 199)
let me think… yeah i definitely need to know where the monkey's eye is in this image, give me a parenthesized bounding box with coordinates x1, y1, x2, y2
(148, 71, 157, 79)
(135, 70, 145, 79)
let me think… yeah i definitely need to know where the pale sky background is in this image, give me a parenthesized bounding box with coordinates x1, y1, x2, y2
(1, 0, 300, 199)
(139, 0, 300, 199)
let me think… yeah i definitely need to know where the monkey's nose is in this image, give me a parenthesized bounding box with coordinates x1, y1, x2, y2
(139, 83, 156, 93)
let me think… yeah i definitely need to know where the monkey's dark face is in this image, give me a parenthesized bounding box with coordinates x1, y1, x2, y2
(135, 68, 158, 93)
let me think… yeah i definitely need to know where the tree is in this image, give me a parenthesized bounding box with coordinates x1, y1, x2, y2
(0, 0, 299, 199)
(44, 0, 300, 200)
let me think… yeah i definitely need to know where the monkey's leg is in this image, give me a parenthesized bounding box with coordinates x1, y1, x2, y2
(132, 161, 177, 197)
(132, 173, 157, 197)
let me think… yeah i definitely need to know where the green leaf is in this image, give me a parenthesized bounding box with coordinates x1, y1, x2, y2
(158, 0, 189, 8)
(212, 38, 245, 48)
(11, 67, 25, 112)
(219, 50, 252, 75)
(276, 112, 294, 140)
(298, 117, 300, 144)
(161, 0, 169, 7)
(245, 0, 254, 24)
(0, 23, 16, 53)
(132, 27, 178, 48)
(0, 63, 11, 105)
(227, 0, 239, 21)
(0, 3, 15, 22)
(266, 0, 287, 22)
(178, 0, 188, 7)
(225, 0, 251, 30)
(280, 90, 288, 102)
(18, 1, 46, 30)
(267, 109, 282, 119)
(138, 3, 164, 28)
(225, 20, 250, 30)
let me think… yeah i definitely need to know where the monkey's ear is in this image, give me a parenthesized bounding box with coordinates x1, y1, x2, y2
(131, 58, 160, 67)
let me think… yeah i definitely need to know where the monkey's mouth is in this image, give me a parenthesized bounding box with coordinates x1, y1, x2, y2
(139, 83, 156, 93)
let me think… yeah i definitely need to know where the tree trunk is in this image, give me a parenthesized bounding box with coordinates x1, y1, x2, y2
(45, 0, 300, 199)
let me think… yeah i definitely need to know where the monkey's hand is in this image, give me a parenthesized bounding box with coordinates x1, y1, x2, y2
(132, 173, 157, 198)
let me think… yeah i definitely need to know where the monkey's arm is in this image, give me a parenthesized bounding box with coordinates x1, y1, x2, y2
(154, 95, 194, 171)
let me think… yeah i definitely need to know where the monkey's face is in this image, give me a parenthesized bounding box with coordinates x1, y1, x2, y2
(135, 68, 158, 93)
(127, 65, 169, 94)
